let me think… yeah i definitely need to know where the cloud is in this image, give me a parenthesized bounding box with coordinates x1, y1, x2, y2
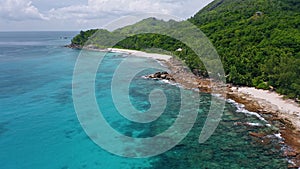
(46, 0, 214, 27)
(48, 0, 182, 21)
(0, 0, 48, 21)
(87, 0, 172, 13)
(0, 0, 213, 31)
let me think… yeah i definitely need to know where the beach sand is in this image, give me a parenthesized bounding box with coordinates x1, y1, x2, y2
(109, 48, 300, 125)
(228, 87, 300, 167)
(233, 87, 300, 130)
(108, 48, 172, 61)
(104, 47, 300, 167)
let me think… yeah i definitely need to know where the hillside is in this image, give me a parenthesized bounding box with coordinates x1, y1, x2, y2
(189, 0, 300, 98)
(70, 18, 213, 77)
(70, 0, 300, 99)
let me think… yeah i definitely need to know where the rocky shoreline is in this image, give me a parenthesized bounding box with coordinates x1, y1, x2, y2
(227, 88, 300, 168)
(147, 57, 300, 168)
(70, 46, 300, 167)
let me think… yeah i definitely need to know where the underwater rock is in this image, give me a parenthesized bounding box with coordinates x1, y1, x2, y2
(284, 150, 298, 157)
(199, 149, 214, 160)
(249, 132, 265, 138)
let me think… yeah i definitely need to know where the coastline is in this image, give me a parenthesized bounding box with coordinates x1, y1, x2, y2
(83, 47, 300, 167)
(107, 48, 172, 61)
(231, 87, 300, 131)
(227, 87, 300, 167)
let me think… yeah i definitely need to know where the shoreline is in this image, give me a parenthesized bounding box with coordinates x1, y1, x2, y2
(82, 47, 300, 167)
(164, 57, 300, 167)
(231, 87, 300, 131)
(107, 48, 173, 61)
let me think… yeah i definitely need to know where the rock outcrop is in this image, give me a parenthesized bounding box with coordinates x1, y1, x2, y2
(146, 72, 175, 81)
(64, 44, 82, 49)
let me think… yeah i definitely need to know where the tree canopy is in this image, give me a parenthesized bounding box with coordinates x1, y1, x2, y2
(70, 0, 300, 99)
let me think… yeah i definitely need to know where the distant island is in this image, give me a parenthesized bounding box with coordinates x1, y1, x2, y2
(68, 0, 300, 166)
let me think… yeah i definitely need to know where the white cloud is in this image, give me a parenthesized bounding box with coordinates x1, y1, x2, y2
(0, 0, 48, 21)
(0, 0, 213, 31)
(87, 0, 172, 13)
(48, 0, 181, 21)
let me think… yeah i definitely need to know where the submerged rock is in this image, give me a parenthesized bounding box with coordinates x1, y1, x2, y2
(284, 150, 298, 157)
(64, 44, 82, 49)
(249, 132, 265, 138)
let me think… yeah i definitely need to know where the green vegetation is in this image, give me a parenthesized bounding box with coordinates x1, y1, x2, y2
(190, 0, 300, 99)
(71, 29, 98, 46)
(71, 18, 214, 77)
(70, 0, 300, 99)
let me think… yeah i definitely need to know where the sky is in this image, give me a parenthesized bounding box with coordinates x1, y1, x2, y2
(0, 0, 213, 31)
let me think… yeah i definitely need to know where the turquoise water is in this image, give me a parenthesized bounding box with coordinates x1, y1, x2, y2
(0, 32, 288, 168)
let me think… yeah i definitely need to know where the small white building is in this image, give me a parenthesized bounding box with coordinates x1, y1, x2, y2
(176, 48, 183, 52)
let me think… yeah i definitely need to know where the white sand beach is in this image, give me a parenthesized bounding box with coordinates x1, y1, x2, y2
(101, 47, 300, 160)
(106, 47, 300, 131)
(107, 48, 172, 61)
(109, 48, 300, 126)
(233, 87, 300, 130)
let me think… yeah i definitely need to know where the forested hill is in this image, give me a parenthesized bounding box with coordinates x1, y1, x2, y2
(189, 0, 300, 99)
(70, 0, 300, 99)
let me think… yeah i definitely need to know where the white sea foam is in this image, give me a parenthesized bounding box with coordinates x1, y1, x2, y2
(159, 79, 183, 88)
(211, 93, 226, 100)
(160, 79, 171, 84)
(287, 159, 296, 166)
(274, 133, 283, 140)
(265, 124, 272, 127)
(212, 93, 222, 97)
(234, 87, 300, 130)
(155, 59, 168, 68)
(192, 88, 200, 92)
(245, 122, 264, 127)
(227, 99, 268, 122)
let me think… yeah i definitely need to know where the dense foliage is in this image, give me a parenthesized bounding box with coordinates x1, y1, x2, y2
(114, 33, 209, 77)
(71, 29, 98, 46)
(70, 0, 300, 99)
(189, 0, 300, 98)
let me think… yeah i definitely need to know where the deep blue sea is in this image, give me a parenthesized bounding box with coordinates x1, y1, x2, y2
(0, 32, 288, 169)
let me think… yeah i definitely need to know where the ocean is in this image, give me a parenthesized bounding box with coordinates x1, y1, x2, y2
(0, 31, 288, 168)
